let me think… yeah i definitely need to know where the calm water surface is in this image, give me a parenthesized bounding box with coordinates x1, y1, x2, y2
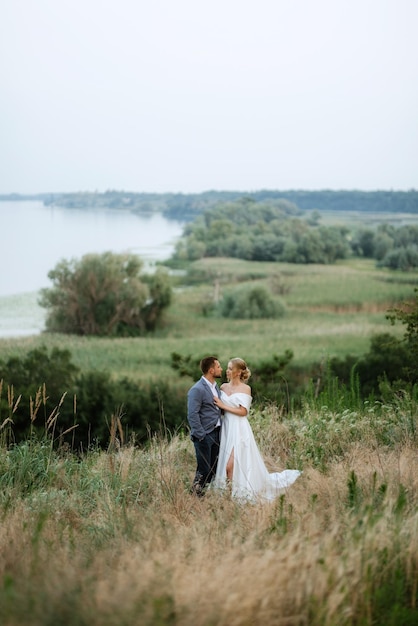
(1, 201, 185, 296)
(0, 201, 185, 336)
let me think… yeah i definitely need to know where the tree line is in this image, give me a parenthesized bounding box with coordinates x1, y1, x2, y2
(1, 188, 417, 220)
(353, 223, 418, 270)
(172, 198, 418, 269)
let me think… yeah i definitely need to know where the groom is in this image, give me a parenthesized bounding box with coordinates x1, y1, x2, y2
(187, 356, 223, 496)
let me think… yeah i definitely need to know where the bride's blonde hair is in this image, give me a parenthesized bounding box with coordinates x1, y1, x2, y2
(230, 357, 251, 382)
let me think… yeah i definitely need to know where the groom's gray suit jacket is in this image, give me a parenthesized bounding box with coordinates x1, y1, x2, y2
(187, 376, 221, 441)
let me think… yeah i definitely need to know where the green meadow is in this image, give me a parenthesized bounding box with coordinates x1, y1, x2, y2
(0, 257, 416, 383)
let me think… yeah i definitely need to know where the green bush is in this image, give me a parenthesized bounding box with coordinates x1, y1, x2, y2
(326, 331, 417, 401)
(0, 347, 187, 450)
(217, 285, 285, 319)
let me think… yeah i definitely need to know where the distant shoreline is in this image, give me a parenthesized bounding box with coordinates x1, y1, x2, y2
(1, 189, 417, 222)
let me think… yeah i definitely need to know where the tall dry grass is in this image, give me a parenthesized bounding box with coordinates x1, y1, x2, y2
(1, 394, 418, 625)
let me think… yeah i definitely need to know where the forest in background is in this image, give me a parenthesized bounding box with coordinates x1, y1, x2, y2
(1, 188, 417, 220)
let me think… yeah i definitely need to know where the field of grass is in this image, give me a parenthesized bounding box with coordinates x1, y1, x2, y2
(2, 256, 418, 624)
(308, 208, 418, 229)
(0, 258, 416, 384)
(1, 395, 418, 625)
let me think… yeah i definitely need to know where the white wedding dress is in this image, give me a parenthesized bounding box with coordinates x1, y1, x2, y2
(213, 392, 301, 502)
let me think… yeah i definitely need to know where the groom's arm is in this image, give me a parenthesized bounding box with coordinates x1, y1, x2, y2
(187, 386, 206, 441)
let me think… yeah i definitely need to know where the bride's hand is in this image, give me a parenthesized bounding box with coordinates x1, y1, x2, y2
(213, 396, 224, 409)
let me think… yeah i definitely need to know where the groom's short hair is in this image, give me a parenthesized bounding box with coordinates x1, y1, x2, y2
(200, 356, 219, 374)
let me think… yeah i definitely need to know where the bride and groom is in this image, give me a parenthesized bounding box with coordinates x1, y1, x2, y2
(187, 355, 300, 501)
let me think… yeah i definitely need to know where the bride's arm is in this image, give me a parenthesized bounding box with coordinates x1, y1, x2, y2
(213, 396, 248, 416)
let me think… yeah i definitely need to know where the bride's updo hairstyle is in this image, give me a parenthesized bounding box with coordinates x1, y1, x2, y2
(230, 357, 251, 382)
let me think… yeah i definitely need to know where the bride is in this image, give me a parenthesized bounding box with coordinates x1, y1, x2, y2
(213, 357, 301, 502)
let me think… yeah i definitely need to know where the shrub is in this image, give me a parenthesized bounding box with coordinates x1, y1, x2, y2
(217, 285, 285, 319)
(0, 347, 187, 450)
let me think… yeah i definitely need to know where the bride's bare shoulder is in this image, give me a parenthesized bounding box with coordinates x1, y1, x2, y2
(233, 383, 251, 395)
(222, 382, 251, 396)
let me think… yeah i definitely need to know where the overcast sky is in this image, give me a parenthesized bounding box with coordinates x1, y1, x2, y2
(1, 0, 417, 195)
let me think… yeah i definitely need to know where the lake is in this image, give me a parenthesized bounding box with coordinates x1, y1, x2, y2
(0, 200, 185, 337)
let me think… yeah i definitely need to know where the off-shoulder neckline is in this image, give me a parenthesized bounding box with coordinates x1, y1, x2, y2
(221, 391, 252, 399)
